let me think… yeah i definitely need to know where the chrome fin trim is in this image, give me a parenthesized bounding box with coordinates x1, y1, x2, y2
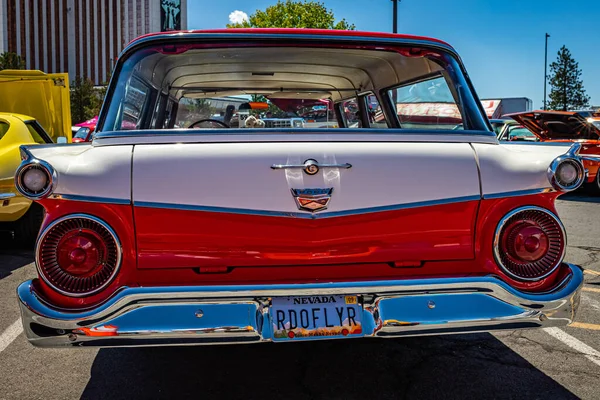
(134, 195, 481, 219)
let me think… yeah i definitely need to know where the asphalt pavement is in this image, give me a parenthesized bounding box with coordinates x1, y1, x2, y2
(0, 193, 599, 399)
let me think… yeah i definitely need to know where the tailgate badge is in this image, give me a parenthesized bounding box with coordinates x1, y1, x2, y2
(291, 188, 333, 212)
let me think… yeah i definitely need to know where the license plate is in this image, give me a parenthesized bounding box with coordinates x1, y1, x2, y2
(271, 295, 363, 341)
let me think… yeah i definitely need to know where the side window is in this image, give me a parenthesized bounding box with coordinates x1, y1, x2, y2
(339, 98, 361, 128)
(388, 75, 464, 130)
(366, 95, 388, 128)
(0, 121, 9, 141)
(121, 77, 149, 130)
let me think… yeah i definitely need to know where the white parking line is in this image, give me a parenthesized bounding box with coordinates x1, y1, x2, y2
(0, 319, 23, 354)
(544, 327, 600, 368)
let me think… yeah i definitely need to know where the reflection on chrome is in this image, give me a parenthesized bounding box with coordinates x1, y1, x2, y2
(17, 264, 583, 348)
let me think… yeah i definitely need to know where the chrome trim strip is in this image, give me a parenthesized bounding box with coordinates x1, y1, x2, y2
(16, 264, 583, 347)
(93, 128, 497, 142)
(271, 160, 352, 171)
(483, 188, 554, 200)
(35, 214, 123, 297)
(48, 193, 131, 205)
(0, 193, 16, 200)
(493, 206, 567, 282)
(135, 195, 481, 219)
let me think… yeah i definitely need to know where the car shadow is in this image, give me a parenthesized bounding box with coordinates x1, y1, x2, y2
(80, 334, 577, 400)
(558, 191, 600, 203)
(0, 231, 34, 280)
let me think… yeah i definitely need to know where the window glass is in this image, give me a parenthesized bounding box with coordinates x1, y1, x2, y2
(507, 125, 537, 141)
(74, 127, 91, 140)
(389, 75, 463, 130)
(121, 77, 149, 130)
(0, 121, 9, 141)
(366, 95, 388, 128)
(24, 121, 52, 144)
(339, 98, 361, 128)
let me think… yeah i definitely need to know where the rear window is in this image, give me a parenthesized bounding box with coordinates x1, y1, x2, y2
(100, 42, 485, 134)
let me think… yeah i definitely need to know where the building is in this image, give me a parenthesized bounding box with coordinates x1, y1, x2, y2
(1, 0, 187, 84)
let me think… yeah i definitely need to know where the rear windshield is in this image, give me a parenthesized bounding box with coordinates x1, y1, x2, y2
(100, 41, 487, 134)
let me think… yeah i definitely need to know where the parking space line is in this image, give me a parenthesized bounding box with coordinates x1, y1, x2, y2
(0, 319, 23, 354)
(570, 322, 600, 331)
(583, 287, 600, 294)
(544, 328, 600, 368)
(584, 269, 600, 276)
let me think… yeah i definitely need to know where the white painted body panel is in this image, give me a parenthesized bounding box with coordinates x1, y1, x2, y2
(473, 143, 571, 197)
(27, 144, 132, 201)
(24, 139, 574, 210)
(132, 142, 480, 213)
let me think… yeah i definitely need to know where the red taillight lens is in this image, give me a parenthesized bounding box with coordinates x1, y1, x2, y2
(494, 207, 565, 281)
(37, 215, 121, 296)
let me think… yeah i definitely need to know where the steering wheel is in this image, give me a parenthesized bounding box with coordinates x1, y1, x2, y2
(188, 119, 229, 128)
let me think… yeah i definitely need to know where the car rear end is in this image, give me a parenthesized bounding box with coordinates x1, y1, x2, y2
(15, 29, 583, 347)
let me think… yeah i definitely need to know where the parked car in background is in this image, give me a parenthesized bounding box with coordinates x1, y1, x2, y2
(0, 70, 72, 143)
(0, 70, 71, 242)
(509, 110, 600, 193)
(0, 114, 54, 242)
(496, 120, 538, 142)
(72, 116, 98, 143)
(16, 29, 583, 348)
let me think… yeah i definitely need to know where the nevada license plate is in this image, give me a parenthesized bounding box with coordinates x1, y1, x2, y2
(271, 295, 363, 341)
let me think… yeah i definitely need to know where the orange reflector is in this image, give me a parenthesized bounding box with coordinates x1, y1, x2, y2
(248, 102, 269, 110)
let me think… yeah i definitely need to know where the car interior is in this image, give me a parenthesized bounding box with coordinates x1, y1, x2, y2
(101, 45, 472, 132)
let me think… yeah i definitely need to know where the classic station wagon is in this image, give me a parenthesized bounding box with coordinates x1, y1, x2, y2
(16, 29, 584, 347)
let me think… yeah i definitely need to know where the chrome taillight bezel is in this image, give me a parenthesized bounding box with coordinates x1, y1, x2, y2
(493, 206, 566, 282)
(547, 156, 585, 192)
(14, 159, 57, 200)
(35, 214, 122, 297)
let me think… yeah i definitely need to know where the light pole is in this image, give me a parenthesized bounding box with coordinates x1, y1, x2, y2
(391, 0, 400, 33)
(544, 33, 550, 110)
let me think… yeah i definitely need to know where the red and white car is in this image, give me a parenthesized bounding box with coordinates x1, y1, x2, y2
(16, 29, 583, 347)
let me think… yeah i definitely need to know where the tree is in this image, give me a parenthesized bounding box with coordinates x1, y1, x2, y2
(70, 77, 103, 123)
(547, 46, 590, 111)
(0, 52, 26, 70)
(226, 0, 355, 30)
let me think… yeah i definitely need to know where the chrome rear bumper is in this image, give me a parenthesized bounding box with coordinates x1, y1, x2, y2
(17, 264, 583, 348)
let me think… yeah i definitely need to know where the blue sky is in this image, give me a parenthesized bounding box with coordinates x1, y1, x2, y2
(188, 0, 600, 108)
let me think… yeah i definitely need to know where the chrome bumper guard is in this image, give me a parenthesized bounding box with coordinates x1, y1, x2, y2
(17, 264, 583, 348)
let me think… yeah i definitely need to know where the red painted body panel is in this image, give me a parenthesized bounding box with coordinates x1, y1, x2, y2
(32, 192, 567, 308)
(34, 199, 137, 308)
(133, 201, 479, 270)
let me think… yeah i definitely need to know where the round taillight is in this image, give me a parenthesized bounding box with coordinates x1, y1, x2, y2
(36, 215, 121, 297)
(548, 157, 584, 192)
(15, 161, 55, 199)
(494, 207, 565, 281)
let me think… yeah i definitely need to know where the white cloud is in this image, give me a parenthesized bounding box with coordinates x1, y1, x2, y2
(228, 10, 249, 25)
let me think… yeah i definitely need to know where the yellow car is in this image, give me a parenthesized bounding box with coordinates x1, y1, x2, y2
(0, 70, 71, 242)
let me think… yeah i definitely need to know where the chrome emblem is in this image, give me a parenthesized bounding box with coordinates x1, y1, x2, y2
(303, 159, 319, 175)
(291, 188, 333, 212)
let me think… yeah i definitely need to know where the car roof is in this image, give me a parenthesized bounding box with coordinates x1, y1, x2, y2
(0, 112, 35, 122)
(127, 28, 454, 49)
